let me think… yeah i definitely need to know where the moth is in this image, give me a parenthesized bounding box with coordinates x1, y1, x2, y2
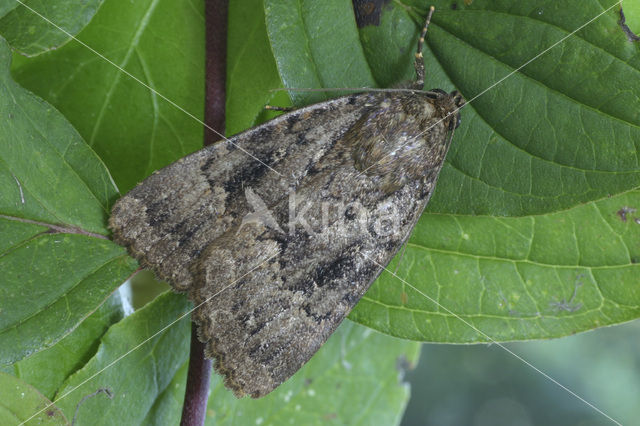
(109, 7, 464, 398)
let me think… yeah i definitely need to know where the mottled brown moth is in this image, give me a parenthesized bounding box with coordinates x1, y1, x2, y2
(109, 6, 464, 398)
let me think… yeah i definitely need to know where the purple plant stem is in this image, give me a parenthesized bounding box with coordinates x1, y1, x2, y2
(180, 0, 228, 424)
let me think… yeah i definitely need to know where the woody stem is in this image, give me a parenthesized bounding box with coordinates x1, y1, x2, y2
(180, 0, 227, 424)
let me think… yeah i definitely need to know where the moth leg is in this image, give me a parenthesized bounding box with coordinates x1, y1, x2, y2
(264, 105, 295, 112)
(412, 5, 435, 90)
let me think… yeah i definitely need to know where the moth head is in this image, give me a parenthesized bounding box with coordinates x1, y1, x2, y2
(427, 89, 465, 130)
(449, 90, 465, 130)
(348, 89, 466, 194)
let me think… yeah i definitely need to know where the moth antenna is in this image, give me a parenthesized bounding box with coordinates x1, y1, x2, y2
(413, 5, 435, 90)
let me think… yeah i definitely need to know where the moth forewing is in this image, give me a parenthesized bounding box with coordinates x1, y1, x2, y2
(109, 7, 464, 398)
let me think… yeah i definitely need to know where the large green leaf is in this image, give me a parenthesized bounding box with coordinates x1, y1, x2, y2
(0, 36, 116, 233)
(426, 1, 640, 216)
(625, 2, 640, 35)
(0, 0, 104, 56)
(10, 0, 205, 193)
(53, 292, 191, 425)
(7, 293, 125, 400)
(70, 291, 416, 426)
(257, 0, 640, 341)
(0, 35, 137, 364)
(266, 0, 640, 217)
(352, 188, 640, 342)
(264, 0, 376, 105)
(225, 0, 285, 136)
(2, 0, 638, 421)
(0, 372, 68, 425)
(50, 293, 416, 425)
(0, 0, 19, 21)
(0, 230, 135, 364)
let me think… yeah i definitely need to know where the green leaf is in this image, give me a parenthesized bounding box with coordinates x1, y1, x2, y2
(0, 0, 104, 56)
(0, 232, 136, 364)
(3, 0, 638, 421)
(0, 1, 19, 21)
(0, 35, 137, 364)
(0, 38, 118, 234)
(141, 320, 420, 426)
(225, 0, 285, 136)
(0, 372, 68, 425)
(623, 1, 640, 36)
(352, 188, 640, 342)
(10, 0, 205, 193)
(53, 292, 191, 425)
(264, 0, 376, 105)
(426, 1, 640, 216)
(266, 0, 640, 217)
(357, 4, 417, 88)
(8, 292, 125, 400)
(258, 0, 640, 341)
(141, 361, 187, 425)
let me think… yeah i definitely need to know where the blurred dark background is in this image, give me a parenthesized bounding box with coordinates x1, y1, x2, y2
(401, 320, 640, 425)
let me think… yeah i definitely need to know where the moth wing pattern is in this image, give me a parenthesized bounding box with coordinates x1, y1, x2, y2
(110, 88, 462, 397)
(110, 95, 368, 292)
(190, 99, 450, 396)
